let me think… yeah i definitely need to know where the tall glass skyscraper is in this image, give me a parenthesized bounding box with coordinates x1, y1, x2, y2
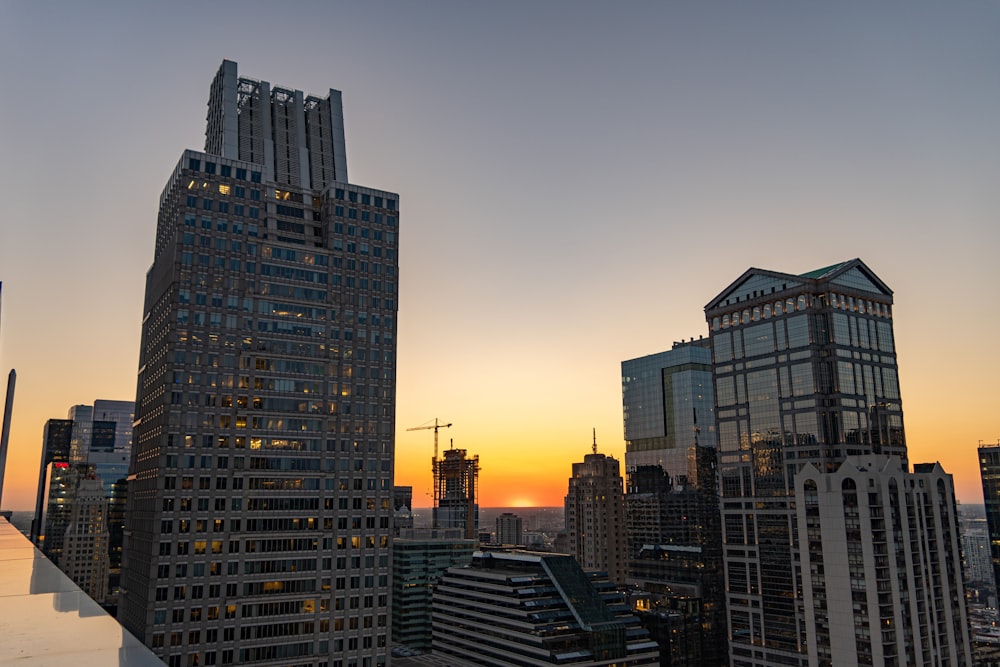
(621, 338, 717, 479)
(120, 61, 398, 667)
(705, 259, 905, 667)
(978, 443, 1000, 605)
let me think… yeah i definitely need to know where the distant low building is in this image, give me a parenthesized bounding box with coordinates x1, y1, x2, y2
(495, 512, 522, 546)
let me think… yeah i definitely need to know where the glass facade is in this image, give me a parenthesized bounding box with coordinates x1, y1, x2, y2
(978, 444, 1000, 605)
(705, 260, 904, 667)
(120, 61, 397, 667)
(621, 340, 716, 479)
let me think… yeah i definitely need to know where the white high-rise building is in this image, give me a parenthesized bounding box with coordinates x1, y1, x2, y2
(796, 456, 971, 667)
(60, 475, 110, 604)
(120, 60, 398, 667)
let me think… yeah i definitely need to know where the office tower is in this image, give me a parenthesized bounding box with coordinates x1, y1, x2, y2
(796, 456, 972, 666)
(960, 518, 994, 589)
(68, 404, 94, 464)
(565, 442, 626, 585)
(431, 550, 660, 666)
(706, 259, 908, 667)
(60, 474, 111, 604)
(392, 528, 476, 651)
(120, 60, 398, 667)
(621, 338, 716, 479)
(33, 401, 133, 604)
(496, 512, 522, 546)
(31, 418, 73, 542)
(41, 462, 86, 564)
(433, 447, 479, 540)
(621, 341, 726, 664)
(624, 455, 726, 666)
(81, 399, 134, 601)
(978, 443, 1000, 605)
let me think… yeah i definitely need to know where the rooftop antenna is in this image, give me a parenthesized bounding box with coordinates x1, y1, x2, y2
(592, 428, 597, 455)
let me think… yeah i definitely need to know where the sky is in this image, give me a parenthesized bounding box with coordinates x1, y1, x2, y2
(1, 1, 999, 510)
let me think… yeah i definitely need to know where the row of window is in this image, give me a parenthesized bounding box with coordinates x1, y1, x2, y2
(333, 188, 396, 211)
(188, 157, 261, 183)
(186, 195, 262, 217)
(712, 293, 891, 330)
(332, 207, 397, 227)
(183, 214, 258, 235)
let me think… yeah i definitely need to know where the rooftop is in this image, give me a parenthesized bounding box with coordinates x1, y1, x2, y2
(0, 517, 164, 666)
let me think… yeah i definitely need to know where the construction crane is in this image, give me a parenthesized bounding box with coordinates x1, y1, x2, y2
(407, 418, 453, 465)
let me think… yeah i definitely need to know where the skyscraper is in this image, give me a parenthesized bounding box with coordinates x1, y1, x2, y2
(565, 440, 626, 585)
(120, 60, 398, 667)
(621, 338, 716, 479)
(60, 474, 111, 604)
(796, 456, 972, 666)
(978, 443, 1000, 604)
(625, 455, 726, 666)
(960, 516, 994, 593)
(31, 418, 72, 543)
(33, 401, 133, 604)
(705, 259, 906, 667)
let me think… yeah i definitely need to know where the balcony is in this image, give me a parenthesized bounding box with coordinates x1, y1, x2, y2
(0, 517, 165, 665)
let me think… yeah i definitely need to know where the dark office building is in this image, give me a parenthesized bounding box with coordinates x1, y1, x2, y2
(979, 443, 1000, 605)
(119, 60, 398, 667)
(31, 418, 73, 543)
(625, 451, 725, 666)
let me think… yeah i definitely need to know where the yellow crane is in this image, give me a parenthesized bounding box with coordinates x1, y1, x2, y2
(406, 418, 453, 466)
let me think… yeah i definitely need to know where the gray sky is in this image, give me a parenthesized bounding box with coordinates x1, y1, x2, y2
(1, 1, 999, 507)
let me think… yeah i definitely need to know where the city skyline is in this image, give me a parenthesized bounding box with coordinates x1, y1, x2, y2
(2, 2, 1000, 510)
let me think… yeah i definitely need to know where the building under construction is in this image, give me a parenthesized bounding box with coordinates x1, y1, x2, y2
(433, 447, 480, 540)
